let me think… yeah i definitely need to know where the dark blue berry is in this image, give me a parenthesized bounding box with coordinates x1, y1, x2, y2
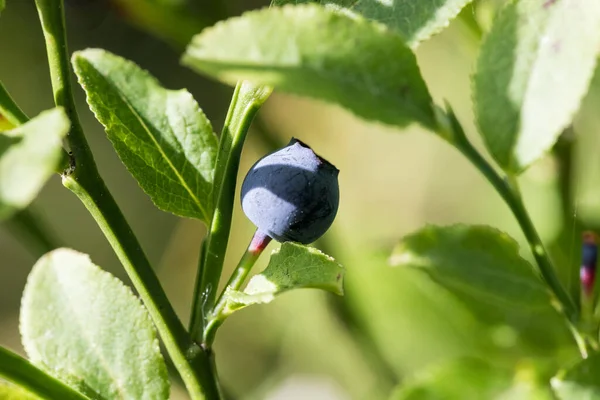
(241, 138, 340, 244)
(582, 243, 598, 270)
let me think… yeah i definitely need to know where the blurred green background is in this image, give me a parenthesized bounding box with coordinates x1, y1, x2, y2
(2, 0, 600, 398)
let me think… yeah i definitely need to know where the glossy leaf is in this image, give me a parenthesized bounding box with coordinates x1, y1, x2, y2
(73, 48, 218, 223)
(552, 352, 600, 399)
(0, 385, 39, 400)
(20, 248, 170, 400)
(474, 0, 600, 173)
(0, 108, 69, 220)
(391, 358, 552, 399)
(223, 242, 344, 314)
(183, 4, 436, 130)
(390, 224, 551, 309)
(272, 0, 473, 48)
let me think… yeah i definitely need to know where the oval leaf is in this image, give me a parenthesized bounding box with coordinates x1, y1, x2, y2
(224, 242, 344, 314)
(72, 49, 218, 223)
(182, 4, 436, 131)
(552, 353, 600, 399)
(390, 224, 551, 309)
(0, 108, 69, 221)
(273, 0, 473, 48)
(20, 248, 170, 400)
(474, 0, 600, 173)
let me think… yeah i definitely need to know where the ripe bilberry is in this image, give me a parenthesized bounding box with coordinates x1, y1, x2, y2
(241, 138, 340, 244)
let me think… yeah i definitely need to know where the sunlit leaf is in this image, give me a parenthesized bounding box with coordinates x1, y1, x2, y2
(183, 4, 436, 131)
(473, 0, 600, 173)
(73, 48, 218, 223)
(0, 108, 69, 221)
(552, 352, 600, 399)
(390, 224, 551, 309)
(272, 0, 473, 48)
(223, 242, 344, 314)
(20, 248, 170, 400)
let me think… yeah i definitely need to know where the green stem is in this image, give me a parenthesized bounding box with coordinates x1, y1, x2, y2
(551, 130, 583, 302)
(203, 230, 271, 347)
(189, 82, 271, 343)
(62, 175, 221, 400)
(0, 81, 29, 125)
(6, 208, 60, 256)
(35, 1, 220, 398)
(190, 237, 208, 335)
(445, 109, 579, 323)
(34, 0, 94, 175)
(567, 323, 590, 359)
(0, 346, 89, 400)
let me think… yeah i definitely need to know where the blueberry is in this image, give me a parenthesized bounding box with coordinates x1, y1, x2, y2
(241, 138, 340, 244)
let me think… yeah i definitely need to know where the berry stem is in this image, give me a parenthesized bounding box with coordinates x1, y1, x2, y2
(203, 230, 272, 347)
(189, 82, 271, 344)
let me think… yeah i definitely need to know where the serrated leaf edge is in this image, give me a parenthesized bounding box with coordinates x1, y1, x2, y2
(183, 4, 437, 131)
(72, 49, 216, 222)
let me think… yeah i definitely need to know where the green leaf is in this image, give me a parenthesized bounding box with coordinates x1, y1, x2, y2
(0, 385, 39, 400)
(272, 0, 473, 48)
(20, 248, 170, 400)
(391, 358, 553, 400)
(0, 108, 69, 221)
(473, 0, 600, 173)
(0, 0, 5, 15)
(389, 224, 551, 309)
(183, 4, 436, 131)
(72, 48, 218, 223)
(552, 353, 600, 399)
(389, 224, 573, 360)
(223, 242, 344, 314)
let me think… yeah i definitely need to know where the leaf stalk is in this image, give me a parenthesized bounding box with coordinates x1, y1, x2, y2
(444, 108, 579, 323)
